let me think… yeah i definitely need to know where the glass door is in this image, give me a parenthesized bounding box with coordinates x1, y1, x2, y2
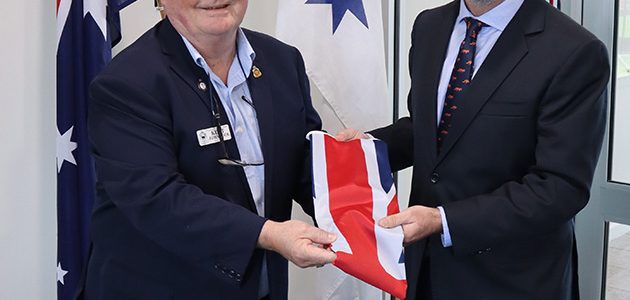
(577, 0, 630, 298)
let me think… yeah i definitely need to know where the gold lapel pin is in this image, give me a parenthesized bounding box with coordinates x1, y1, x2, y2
(252, 66, 262, 79)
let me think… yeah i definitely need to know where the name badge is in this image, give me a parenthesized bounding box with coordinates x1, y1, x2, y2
(196, 125, 232, 147)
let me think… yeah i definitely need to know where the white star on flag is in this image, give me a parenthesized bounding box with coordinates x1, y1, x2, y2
(57, 126, 78, 173)
(57, 262, 69, 285)
(84, 0, 108, 39)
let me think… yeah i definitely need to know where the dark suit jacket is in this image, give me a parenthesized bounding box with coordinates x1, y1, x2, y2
(371, 1, 610, 299)
(83, 19, 321, 300)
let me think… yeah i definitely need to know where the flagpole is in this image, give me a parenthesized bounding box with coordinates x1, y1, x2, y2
(392, 1, 401, 300)
(391, 0, 401, 211)
(393, 0, 400, 124)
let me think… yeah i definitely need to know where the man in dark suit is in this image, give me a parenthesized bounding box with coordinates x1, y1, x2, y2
(338, 0, 609, 299)
(83, 0, 336, 299)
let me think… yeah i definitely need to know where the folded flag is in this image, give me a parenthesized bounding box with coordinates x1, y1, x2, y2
(308, 131, 407, 299)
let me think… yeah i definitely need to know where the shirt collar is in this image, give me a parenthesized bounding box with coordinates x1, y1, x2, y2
(457, 0, 524, 32)
(180, 28, 256, 78)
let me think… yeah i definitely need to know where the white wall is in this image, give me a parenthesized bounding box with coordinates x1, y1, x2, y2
(0, 2, 57, 300)
(611, 76, 630, 183)
(113, 0, 161, 54)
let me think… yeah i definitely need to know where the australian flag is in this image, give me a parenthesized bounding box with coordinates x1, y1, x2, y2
(56, 0, 134, 299)
(309, 131, 408, 299)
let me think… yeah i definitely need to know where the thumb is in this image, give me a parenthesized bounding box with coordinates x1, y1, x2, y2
(306, 227, 337, 245)
(335, 129, 362, 142)
(379, 212, 406, 228)
(305, 245, 337, 266)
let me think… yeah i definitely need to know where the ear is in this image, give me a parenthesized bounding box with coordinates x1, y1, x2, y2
(155, 0, 167, 19)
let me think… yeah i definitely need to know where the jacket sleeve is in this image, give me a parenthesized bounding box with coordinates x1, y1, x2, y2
(88, 74, 266, 279)
(443, 39, 610, 256)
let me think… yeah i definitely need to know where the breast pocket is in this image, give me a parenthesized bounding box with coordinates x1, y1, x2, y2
(478, 100, 535, 118)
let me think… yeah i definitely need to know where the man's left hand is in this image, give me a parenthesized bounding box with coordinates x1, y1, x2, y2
(378, 205, 443, 244)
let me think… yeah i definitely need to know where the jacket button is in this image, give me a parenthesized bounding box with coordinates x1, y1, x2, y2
(430, 172, 440, 184)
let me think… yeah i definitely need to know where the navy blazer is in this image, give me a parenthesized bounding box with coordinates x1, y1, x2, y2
(83, 19, 321, 300)
(372, 0, 609, 299)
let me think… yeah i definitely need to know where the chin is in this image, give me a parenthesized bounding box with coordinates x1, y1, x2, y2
(200, 21, 239, 35)
(204, 28, 239, 37)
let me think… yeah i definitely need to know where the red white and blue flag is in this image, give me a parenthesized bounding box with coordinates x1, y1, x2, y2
(308, 131, 407, 299)
(548, 0, 561, 9)
(56, 0, 133, 299)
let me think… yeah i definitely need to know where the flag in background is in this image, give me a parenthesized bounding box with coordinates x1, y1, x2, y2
(56, 0, 133, 299)
(108, 0, 139, 46)
(309, 131, 407, 300)
(277, 1, 390, 298)
(276, 0, 390, 132)
(548, 0, 561, 9)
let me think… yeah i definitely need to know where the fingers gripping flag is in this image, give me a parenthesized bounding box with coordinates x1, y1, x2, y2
(308, 131, 407, 299)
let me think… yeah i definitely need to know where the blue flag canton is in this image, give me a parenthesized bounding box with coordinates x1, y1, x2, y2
(306, 0, 369, 33)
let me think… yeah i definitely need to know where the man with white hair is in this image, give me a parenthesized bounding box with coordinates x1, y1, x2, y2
(82, 1, 335, 299)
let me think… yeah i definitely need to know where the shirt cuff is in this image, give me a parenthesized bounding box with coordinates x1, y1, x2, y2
(438, 206, 453, 247)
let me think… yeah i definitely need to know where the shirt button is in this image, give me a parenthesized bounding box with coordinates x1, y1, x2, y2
(430, 172, 440, 184)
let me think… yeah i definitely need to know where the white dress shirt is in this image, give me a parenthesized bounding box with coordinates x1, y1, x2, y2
(437, 0, 524, 247)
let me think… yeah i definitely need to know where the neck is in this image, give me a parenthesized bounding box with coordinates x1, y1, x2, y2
(464, 0, 505, 16)
(196, 34, 237, 85)
(174, 24, 238, 85)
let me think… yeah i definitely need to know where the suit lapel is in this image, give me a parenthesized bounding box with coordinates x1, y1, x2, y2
(245, 39, 275, 218)
(435, 0, 544, 165)
(157, 19, 215, 113)
(416, 1, 459, 164)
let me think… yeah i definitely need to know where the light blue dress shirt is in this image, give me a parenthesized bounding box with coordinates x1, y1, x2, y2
(437, 0, 524, 247)
(181, 30, 265, 217)
(181, 30, 269, 298)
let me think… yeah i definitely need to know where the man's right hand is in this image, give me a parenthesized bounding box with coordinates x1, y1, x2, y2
(257, 220, 337, 268)
(335, 128, 369, 142)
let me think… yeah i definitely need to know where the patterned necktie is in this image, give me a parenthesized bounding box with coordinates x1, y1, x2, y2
(437, 17, 486, 150)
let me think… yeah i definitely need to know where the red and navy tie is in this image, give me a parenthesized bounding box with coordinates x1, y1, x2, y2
(437, 17, 486, 150)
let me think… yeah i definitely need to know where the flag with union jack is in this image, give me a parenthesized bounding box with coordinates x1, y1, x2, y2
(309, 131, 407, 299)
(56, 0, 134, 299)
